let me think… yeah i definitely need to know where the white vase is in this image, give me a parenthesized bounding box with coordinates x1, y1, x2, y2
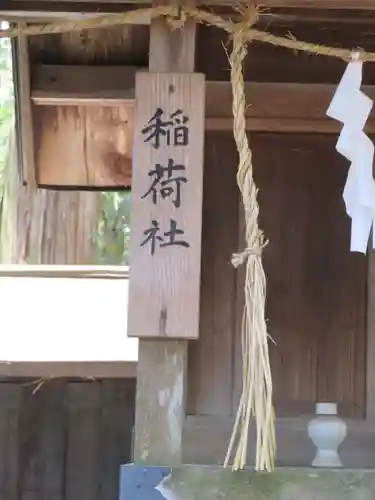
(308, 402, 347, 468)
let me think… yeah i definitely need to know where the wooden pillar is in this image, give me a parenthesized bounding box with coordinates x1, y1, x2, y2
(133, 1, 198, 465)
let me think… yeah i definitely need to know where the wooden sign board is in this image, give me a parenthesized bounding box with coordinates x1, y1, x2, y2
(127, 72, 205, 339)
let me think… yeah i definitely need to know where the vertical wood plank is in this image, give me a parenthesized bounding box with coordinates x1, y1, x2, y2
(34, 105, 133, 188)
(148, 1, 196, 73)
(367, 235, 375, 418)
(18, 381, 66, 500)
(19, 384, 46, 500)
(12, 30, 36, 186)
(314, 142, 367, 416)
(133, 0, 198, 465)
(366, 138, 375, 419)
(39, 381, 66, 500)
(134, 340, 187, 464)
(99, 380, 135, 500)
(187, 132, 239, 416)
(65, 382, 101, 500)
(128, 72, 205, 339)
(34, 106, 85, 186)
(239, 133, 366, 417)
(0, 384, 22, 500)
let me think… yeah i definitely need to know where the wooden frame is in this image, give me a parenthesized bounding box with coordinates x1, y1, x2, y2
(0, 264, 130, 277)
(0, 265, 137, 379)
(0, 361, 137, 378)
(31, 65, 141, 106)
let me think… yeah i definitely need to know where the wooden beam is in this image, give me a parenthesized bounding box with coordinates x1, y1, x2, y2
(0, 264, 129, 278)
(133, 0, 197, 467)
(31, 64, 141, 105)
(207, 82, 375, 132)
(0, 361, 137, 378)
(30, 65, 375, 133)
(0, 10, 114, 22)
(6, 5, 375, 25)
(13, 0, 375, 9)
(0, 1, 152, 22)
(29, 64, 353, 117)
(206, 81, 353, 120)
(206, 117, 341, 133)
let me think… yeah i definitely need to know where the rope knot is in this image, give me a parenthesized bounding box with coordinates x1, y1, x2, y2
(231, 245, 263, 268)
(166, 5, 188, 30)
(231, 4, 260, 42)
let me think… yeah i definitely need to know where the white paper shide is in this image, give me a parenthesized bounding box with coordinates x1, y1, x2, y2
(327, 58, 375, 254)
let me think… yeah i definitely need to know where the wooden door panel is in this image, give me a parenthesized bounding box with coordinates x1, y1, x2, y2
(187, 132, 239, 416)
(253, 133, 367, 417)
(188, 132, 367, 419)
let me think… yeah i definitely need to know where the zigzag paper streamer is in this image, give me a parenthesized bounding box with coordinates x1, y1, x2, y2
(327, 59, 375, 254)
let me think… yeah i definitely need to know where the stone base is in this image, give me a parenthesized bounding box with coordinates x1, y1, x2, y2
(119, 465, 375, 500)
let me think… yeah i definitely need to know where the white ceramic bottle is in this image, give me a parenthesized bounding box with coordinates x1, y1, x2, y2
(308, 402, 347, 468)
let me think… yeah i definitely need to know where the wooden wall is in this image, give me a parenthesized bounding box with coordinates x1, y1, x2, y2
(254, 133, 366, 418)
(187, 131, 367, 420)
(187, 133, 239, 417)
(0, 379, 135, 500)
(185, 130, 367, 467)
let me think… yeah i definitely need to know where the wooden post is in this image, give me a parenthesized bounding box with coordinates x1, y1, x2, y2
(133, 0, 198, 465)
(12, 31, 36, 187)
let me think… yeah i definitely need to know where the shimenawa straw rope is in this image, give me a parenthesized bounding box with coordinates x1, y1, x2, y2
(2, 5, 375, 61)
(222, 6, 275, 472)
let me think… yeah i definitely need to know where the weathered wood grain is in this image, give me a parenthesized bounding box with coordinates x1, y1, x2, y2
(127, 72, 204, 339)
(133, 0, 198, 467)
(12, 31, 36, 186)
(34, 104, 133, 187)
(187, 132, 238, 417)
(0, 380, 135, 499)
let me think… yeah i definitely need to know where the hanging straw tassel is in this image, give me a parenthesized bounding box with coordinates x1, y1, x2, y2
(223, 6, 276, 472)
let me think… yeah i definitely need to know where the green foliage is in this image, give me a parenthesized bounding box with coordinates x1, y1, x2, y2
(94, 190, 131, 266)
(0, 27, 16, 263)
(0, 28, 14, 180)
